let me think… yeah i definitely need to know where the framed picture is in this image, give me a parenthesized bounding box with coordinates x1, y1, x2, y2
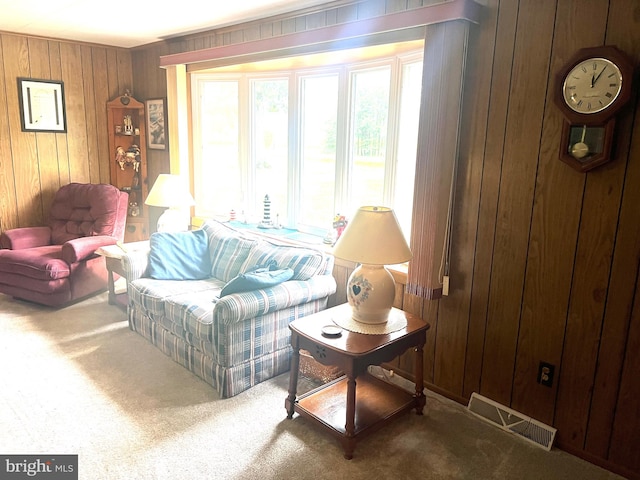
(17, 78, 67, 133)
(145, 98, 167, 150)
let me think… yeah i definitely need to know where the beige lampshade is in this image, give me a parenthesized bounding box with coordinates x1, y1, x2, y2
(333, 206, 412, 265)
(145, 174, 195, 208)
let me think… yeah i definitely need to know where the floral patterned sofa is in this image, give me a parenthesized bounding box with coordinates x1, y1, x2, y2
(121, 219, 336, 398)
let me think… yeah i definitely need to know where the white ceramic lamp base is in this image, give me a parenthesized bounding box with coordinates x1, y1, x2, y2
(346, 264, 396, 325)
(157, 208, 190, 232)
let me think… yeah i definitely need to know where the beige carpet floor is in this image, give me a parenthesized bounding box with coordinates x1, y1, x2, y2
(0, 292, 625, 480)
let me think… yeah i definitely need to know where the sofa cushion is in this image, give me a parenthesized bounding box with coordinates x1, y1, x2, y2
(129, 277, 223, 320)
(147, 229, 211, 280)
(202, 220, 257, 282)
(240, 240, 325, 281)
(220, 266, 294, 297)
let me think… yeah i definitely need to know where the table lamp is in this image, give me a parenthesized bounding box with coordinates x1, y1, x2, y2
(332, 206, 412, 325)
(145, 174, 195, 232)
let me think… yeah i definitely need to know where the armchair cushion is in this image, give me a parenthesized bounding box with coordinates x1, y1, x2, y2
(147, 229, 211, 280)
(0, 246, 69, 281)
(49, 182, 127, 244)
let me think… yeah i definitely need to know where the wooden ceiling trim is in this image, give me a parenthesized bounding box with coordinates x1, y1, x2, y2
(159, 0, 481, 68)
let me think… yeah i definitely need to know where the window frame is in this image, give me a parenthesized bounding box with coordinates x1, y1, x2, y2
(190, 48, 423, 238)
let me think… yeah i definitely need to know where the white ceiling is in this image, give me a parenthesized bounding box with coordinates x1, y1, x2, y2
(0, 0, 332, 48)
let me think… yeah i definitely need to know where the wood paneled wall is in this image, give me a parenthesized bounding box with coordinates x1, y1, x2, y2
(1, 0, 638, 477)
(0, 33, 133, 231)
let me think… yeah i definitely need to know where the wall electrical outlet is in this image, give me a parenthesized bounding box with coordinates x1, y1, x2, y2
(538, 361, 555, 387)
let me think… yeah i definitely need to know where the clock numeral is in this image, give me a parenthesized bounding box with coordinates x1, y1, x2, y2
(581, 65, 587, 73)
(609, 83, 618, 88)
(605, 92, 613, 98)
(592, 62, 598, 70)
(577, 100, 583, 107)
(587, 102, 592, 111)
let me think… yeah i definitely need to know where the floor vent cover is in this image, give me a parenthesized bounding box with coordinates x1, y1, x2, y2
(467, 393, 557, 451)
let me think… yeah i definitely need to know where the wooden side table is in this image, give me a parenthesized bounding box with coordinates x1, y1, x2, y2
(285, 303, 429, 459)
(96, 241, 149, 311)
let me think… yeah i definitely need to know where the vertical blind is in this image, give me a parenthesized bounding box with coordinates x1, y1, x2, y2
(406, 20, 470, 300)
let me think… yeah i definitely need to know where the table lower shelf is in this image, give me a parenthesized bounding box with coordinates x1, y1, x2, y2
(294, 373, 417, 439)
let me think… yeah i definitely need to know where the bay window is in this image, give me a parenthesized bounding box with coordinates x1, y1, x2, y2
(191, 43, 422, 240)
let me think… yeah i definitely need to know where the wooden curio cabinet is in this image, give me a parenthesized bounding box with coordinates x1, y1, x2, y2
(107, 93, 149, 242)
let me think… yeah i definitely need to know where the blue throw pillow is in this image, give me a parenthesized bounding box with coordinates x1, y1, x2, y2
(220, 265, 294, 297)
(148, 229, 211, 280)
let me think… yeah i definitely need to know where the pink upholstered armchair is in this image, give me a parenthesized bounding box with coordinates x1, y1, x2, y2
(0, 183, 128, 307)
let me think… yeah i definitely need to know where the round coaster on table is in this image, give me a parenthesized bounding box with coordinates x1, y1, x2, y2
(321, 324, 343, 338)
(333, 310, 407, 335)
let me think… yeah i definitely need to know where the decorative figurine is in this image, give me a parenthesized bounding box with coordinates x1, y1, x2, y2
(333, 213, 348, 240)
(115, 146, 127, 170)
(258, 194, 274, 229)
(324, 213, 348, 245)
(123, 115, 133, 135)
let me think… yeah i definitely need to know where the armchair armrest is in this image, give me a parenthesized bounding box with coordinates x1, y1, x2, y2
(0, 226, 52, 250)
(61, 235, 119, 263)
(213, 275, 337, 325)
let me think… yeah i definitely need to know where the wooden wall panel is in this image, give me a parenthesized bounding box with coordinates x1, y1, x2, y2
(3, 35, 41, 228)
(0, 32, 132, 231)
(553, 0, 640, 457)
(28, 37, 59, 214)
(464, 0, 517, 399)
(586, 103, 640, 466)
(49, 42, 71, 187)
(91, 48, 111, 185)
(513, 0, 607, 427)
(481, 0, 556, 408)
(60, 43, 90, 183)
(0, 36, 18, 233)
(609, 275, 640, 473)
(584, 1, 640, 463)
(81, 45, 101, 184)
(443, 0, 497, 400)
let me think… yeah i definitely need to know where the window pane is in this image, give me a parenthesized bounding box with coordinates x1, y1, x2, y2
(195, 81, 239, 218)
(299, 74, 338, 231)
(252, 78, 288, 225)
(394, 60, 423, 240)
(348, 68, 390, 212)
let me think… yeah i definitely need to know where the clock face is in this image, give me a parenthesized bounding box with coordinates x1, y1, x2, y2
(562, 57, 623, 114)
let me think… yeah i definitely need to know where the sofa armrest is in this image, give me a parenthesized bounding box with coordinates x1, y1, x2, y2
(120, 250, 150, 283)
(61, 236, 118, 263)
(0, 226, 52, 250)
(213, 275, 337, 325)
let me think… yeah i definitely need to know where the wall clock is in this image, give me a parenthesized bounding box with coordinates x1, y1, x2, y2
(553, 45, 634, 172)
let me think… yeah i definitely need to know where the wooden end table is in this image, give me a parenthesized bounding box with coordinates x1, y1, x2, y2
(285, 303, 429, 459)
(96, 241, 149, 311)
